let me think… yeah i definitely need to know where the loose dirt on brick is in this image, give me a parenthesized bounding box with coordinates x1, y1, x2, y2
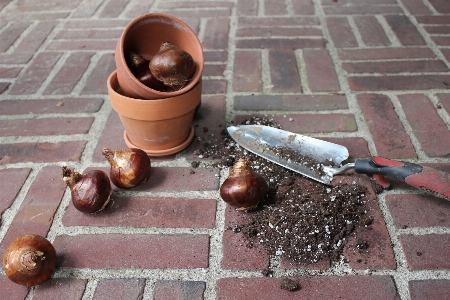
(193, 116, 376, 265)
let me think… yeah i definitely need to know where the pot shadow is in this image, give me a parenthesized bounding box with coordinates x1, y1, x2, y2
(132, 167, 166, 191)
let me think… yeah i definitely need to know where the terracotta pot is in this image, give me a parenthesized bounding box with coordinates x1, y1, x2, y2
(107, 70, 201, 156)
(116, 13, 204, 100)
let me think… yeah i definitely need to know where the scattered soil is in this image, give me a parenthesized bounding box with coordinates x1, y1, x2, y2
(194, 116, 375, 265)
(280, 278, 301, 291)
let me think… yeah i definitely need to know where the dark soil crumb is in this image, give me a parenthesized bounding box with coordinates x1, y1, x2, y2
(193, 116, 373, 265)
(280, 278, 301, 291)
(262, 268, 273, 277)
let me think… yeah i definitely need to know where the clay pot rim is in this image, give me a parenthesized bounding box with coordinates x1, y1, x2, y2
(117, 13, 204, 99)
(107, 70, 201, 121)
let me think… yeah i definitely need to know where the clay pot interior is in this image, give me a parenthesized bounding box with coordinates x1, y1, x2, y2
(116, 13, 204, 100)
(107, 70, 201, 156)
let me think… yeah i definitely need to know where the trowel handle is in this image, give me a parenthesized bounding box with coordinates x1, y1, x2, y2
(354, 156, 450, 201)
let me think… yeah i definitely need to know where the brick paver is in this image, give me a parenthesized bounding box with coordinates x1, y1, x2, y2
(0, 0, 449, 299)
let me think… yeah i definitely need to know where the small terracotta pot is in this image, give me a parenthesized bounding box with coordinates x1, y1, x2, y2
(116, 13, 204, 100)
(107, 71, 201, 156)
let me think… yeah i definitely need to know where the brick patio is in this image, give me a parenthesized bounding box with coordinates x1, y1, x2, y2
(0, 0, 449, 299)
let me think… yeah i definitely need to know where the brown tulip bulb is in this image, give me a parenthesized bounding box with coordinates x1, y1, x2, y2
(127, 51, 168, 91)
(102, 148, 151, 189)
(3, 234, 56, 286)
(220, 158, 269, 210)
(62, 167, 112, 213)
(149, 42, 196, 90)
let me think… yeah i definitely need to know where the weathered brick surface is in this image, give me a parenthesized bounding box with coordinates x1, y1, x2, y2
(32, 278, 87, 300)
(62, 196, 217, 229)
(386, 193, 450, 228)
(1, 1, 449, 298)
(357, 93, 417, 158)
(217, 275, 399, 299)
(409, 279, 450, 300)
(398, 94, 450, 157)
(0, 166, 66, 254)
(153, 280, 205, 300)
(53, 234, 210, 269)
(93, 279, 144, 300)
(400, 234, 450, 270)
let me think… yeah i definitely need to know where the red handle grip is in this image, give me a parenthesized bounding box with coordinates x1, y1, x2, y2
(404, 166, 450, 201)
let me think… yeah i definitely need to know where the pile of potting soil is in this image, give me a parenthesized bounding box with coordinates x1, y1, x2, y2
(192, 116, 373, 264)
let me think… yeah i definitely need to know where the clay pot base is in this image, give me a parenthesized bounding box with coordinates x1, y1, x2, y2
(123, 126, 194, 157)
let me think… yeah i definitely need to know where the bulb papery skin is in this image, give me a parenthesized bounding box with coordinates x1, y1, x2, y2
(149, 42, 196, 90)
(219, 158, 268, 210)
(102, 148, 151, 189)
(3, 234, 56, 286)
(62, 167, 112, 213)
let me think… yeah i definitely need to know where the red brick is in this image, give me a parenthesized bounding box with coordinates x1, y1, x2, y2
(133, 167, 220, 191)
(324, 4, 402, 15)
(386, 193, 450, 228)
(338, 47, 435, 60)
(292, 0, 315, 15)
(153, 280, 205, 300)
(204, 50, 228, 63)
(43, 52, 94, 95)
(0, 21, 31, 52)
(401, 234, 450, 270)
(203, 63, 226, 77)
(186, 95, 226, 158)
(432, 36, 450, 46)
(124, 1, 154, 18)
(357, 94, 416, 158)
(0, 166, 66, 254)
(0, 117, 94, 137)
(326, 17, 358, 48)
(55, 28, 122, 40)
(46, 40, 117, 51)
(322, 137, 371, 159)
(0, 98, 103, 115)
(221, 205, 270, 270)
(202, 18, 229, 50)
(400, 0, 432, 15)
(14, 21, 56, 54)
(72, 0, 103, 18)
(416, 15, 450, 25)
(233, 50, 262, 92)
(398, 94, 450, 157)
(0, 82, 9, 94)
(409, 279, 450, 300)
(343, 60, 449, 74)
(33, 278, 87, 300)
(93, 279, 145, 300)
(161, 9, 231, 19)
(203, 79, 227, 94)
(234, 94, 348, 111)
(53, 234, 210, 268)
(0, 168, 31, 214)
(0, 141, 86, 165)
(1, 12, 68, 22)
(8, 52, 62, 95)
(6, 0, 81, 11)
(81, 53, 116, 95)
(349, 75, 449, 91)
(384, 15, 426, 46)
(237, 0, 258, 16)
(0, 52, 34, 65)
(0, 67, 22, 78)
(265, 0, 287, 14)
(98, 0, 128, 18)
(437, 93, 450, 114)
(354, 16, 390, 46)
(159, 1, 233, 9)
(64, 19, 130, 29)
(428, 0, 450, 13)
(239, 16, 319, 27)
(62, 196, 217, 229)
(237, 27, 321, 37)
(269, 49, 302, 93)
(0, 275, 29, 300)
(235, 113, 357, 133)
(236, 37, 325, 49)
(217, 275, 398, 299)
(304, 49, 340, 92)
(442, 49, 450, 63)
(91, 111, 128, 162)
